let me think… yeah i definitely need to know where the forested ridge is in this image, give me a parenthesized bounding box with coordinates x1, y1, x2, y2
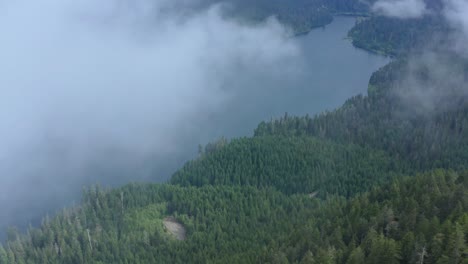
(171, 136, 409, 197)
(194, 0, 369, 34)
(2, 1, 468, 263)
(2, 171, 467, 263)
(255, 59, 468, 172)
(348, 15, 446, 56)
(205, 0, 450, 56)
(347, 0, 448, 56)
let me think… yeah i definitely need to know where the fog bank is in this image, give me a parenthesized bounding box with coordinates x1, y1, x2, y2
(0, 0, 301, 233)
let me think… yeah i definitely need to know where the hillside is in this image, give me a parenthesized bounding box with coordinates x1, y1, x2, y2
(348, 16, 446, 56)
(171, 136, 408, 197)
(2, 1, 468, 263)
(1, 171, 466, 263)
(2, 53, 468, 262)
(347, 0, 447, 56)
(195, 0, 369, 34)
(255, 58, 468, 172)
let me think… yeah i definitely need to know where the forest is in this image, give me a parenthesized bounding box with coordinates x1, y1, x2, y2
(3, 52, 467, 264)
(193, 0, 369, 34)
(1, 0, 467, 263)
(347, 0, 446, 56)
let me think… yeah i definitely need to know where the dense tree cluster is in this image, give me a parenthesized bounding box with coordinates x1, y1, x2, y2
(346, 0, 448, 56)
(172, 136, 407, 197)
(1, 170, 466, 263)
(348, 16, 446, 56)
(255, 59, 468, 172)
(2, 53, 467, 262)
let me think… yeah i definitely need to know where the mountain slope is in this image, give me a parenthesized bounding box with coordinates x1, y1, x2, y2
(1, 170, 466, 263)
(2, 2, 468, 262)
(3, 53, 468, 263)
(171, 136, 407, 197)
(255, 59, 468, 172)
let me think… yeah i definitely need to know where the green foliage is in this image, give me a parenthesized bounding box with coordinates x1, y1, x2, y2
(5, 53, 468, 263)
(199, 0, 369, 34)
(348, 16, 446, 56)
(3, 3, 468, 262)
(172, 136, 406, 197)
(347, 0, 447, 56)
(5, 52, 468, 264)
(254, 59, 468, 173)
(2, 170, 466, 263)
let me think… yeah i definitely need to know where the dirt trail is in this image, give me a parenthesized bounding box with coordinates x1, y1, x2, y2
(163, 217, 186, 241)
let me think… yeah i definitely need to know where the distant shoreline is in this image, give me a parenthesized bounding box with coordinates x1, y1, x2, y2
(292, 13, 369, 37)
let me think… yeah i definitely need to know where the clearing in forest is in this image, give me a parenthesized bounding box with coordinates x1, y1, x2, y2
(163, 217, 186, 240)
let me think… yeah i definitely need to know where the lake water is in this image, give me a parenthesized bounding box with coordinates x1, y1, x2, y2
(156, 16, 390, 177)
(204, 16, 389, 139)
(1, 16, 389, 237)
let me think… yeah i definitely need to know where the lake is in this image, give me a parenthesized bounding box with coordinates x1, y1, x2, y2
(0, 16, 389, 237)
(207, 16, 389, 138)
(155, 16, 390, 177)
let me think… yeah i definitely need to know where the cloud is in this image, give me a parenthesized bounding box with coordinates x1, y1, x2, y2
(372, 0, 428, 18)
(394, 52, 468, 116)
(369, 0, 468, 115)
(443, 0, 468, 55)
(0, 0, 300, 233)
(444, 0, 468, 34)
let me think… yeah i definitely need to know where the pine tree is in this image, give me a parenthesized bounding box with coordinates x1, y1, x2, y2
(346, 246, 365, 264)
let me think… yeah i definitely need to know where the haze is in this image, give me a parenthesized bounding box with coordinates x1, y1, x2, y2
(0, 0, 301, 234)
(373, 0, 468, 114)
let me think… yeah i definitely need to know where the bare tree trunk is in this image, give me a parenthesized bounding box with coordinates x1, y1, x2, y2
(418, 246, 426, 264)
(86, 229, 93, 251)
(120, 191, 124, 213)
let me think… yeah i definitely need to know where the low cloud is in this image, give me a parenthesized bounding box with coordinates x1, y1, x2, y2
(369, 0, 468, 115)
(372, 0, 428, 18)
(394, 52, 468, 116)
(0, 0, 300, 233)
(443, 0, 468, 55)
(444, 0, 468, 34)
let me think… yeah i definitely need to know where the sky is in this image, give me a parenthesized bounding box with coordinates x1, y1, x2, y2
(0, 0, 302, 234)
